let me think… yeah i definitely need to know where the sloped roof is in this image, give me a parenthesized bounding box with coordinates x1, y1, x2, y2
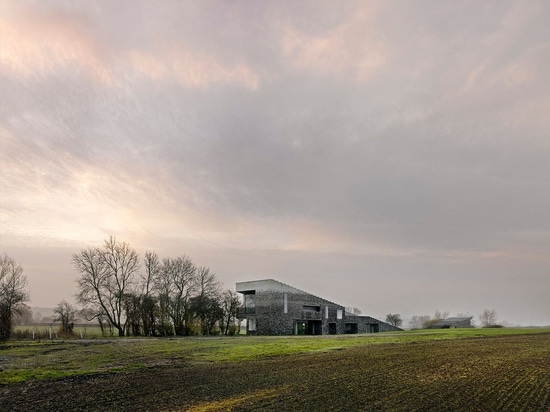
(236, 279, 341, 306)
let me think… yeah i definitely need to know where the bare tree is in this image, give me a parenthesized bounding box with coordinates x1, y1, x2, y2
(157, 255, 196, 336)
(125, 251, 162, 336)
(140, 294, 158, 336)
(142, 251, 160, 297)
(0, 254, 29, 341)
(220, 290, 241, 335)
(346, 307, 362, 315)
(12, 303, 33, 326)
(191, 267, 223, 335)
(409, 315, 431, 329)
(385, 313, 403, 328)
(80, 307, 113, 337)
(479, 308, 498, 327)
(54, 300, 79, 334)
(433, 309, 449, 321)
(123, 293, 143, 336)
(73, 237, 140, 337)
(195, 267, 221, 298)
(422, 309, 450, 328)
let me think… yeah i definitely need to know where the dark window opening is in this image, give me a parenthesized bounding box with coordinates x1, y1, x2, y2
(345, 323, 358, 334)
(366, 323, 379, 333)
(242, 293, 255, 315)
(329, 322, 337, 334)
(303, 305, 321, 312)
(294, 320, 322, 335)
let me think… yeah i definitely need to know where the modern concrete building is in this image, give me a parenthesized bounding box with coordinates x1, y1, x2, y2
(236, 279, 402, 335)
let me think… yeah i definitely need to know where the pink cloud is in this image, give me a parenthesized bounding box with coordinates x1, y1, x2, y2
(281, 4, 387, 82)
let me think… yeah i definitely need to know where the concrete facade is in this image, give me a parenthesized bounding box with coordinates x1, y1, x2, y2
(236, 279, 402, 335)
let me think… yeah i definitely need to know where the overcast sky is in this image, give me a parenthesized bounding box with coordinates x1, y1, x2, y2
(1, 1, 549, 326)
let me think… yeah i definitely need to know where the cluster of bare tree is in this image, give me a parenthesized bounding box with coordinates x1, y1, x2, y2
(408, 315, 432, 330)
(53, 300, 79, 335)
(73, 237, 241, 337)
(0, 254, 29, 341)
(408, 310, 450, 329)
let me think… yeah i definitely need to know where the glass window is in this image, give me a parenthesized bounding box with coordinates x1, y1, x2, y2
(245, 294, 255, 310)
(294, 320, 306, 335)
(248, 318, 256, 332)
(337, 309, 343, 319)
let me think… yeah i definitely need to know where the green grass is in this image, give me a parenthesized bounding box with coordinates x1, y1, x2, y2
(1, 327, 549, 384)
(4, 331, 549, 411)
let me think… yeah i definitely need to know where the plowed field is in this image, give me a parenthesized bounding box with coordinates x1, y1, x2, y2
(2, 333, 549, 411)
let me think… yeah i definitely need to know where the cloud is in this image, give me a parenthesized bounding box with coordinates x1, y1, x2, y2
(281, 3, 386, 81)
(0, 1, 549, 323)
(0, 1, 260, 90)
(0, 4, 112, 84)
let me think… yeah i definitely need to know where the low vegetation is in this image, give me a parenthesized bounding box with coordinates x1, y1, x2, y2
(1, 328, 549, 411)
(12, 324, 105, 340)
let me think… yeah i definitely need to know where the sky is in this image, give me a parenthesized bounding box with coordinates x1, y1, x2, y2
(1, 0, 549, 326)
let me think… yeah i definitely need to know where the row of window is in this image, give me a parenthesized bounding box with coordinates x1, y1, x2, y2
(249, 319, 364, 335)
(283, 292, 343, 319)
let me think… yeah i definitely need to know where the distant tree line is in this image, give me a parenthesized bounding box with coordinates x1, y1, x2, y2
(408, 309, 501, 329)
(73, 237, 241, 337)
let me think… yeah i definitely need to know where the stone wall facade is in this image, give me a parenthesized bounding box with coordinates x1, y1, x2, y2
(236, 279, 402, 335)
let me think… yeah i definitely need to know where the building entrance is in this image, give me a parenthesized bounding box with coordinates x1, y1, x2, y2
(294, 320, 322, 335)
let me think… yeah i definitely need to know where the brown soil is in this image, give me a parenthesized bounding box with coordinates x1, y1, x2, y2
(2, 333, 549, 411)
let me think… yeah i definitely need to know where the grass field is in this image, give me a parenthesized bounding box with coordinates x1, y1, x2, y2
(1, 328, 549, 411)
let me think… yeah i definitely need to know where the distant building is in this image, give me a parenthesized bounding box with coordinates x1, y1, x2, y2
(236, 279, 402, 335)
(429, 317, 474, 329)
